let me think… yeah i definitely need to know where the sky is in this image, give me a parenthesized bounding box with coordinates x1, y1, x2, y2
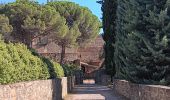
(1, 0, 102, 21)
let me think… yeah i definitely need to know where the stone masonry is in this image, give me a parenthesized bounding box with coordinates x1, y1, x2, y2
(0, 77, 72, 100)
(113, 79, 170, 100)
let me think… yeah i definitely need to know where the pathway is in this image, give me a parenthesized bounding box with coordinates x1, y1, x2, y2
(64, 84, 127, 100)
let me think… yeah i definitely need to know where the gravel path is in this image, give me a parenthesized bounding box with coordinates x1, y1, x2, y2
(64, 84, 127, 100)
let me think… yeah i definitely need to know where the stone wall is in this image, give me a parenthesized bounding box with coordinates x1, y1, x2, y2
(113, 79, 170, 100)
(40, 53, 78, 63)
(67, 76, 75, 93)
(33, 36, 104, 63)
(0, 77, 74, 100)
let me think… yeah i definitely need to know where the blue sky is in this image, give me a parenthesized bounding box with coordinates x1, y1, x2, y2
(1, 0, 102, 21)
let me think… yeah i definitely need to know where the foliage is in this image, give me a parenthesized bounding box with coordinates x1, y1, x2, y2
(0, 14, 13, 40)
(42, 57, 64, 78)
(62, 63, 80, 76)
(0, 40, 65, 84)
(47, 1, 101, 64)
(101, 0, 117, 77)
(0, 41, 50, 84)
(121, 0, 170, 85)
(0, 0, 40, 45)
(0, 1, 101, 64)
(29, 48, 65, 78)
(102, 0, 170, 85)
(0, 0, 65, 47)
(114, 0, 136, 79)
(48, 1, 101, 45)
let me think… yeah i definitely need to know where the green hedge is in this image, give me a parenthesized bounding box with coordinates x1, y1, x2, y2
(30, 48, 64, 78)
(62, 64, 80, 76)
(42, 57, 64, 78)
(0, 41, 64, 84)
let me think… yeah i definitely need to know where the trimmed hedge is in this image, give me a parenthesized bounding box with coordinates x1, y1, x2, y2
(0, 41, 64, 84)
(42, 57, 64, 78)
(30, 48, 64, 78)
(63, 64, 80, 76)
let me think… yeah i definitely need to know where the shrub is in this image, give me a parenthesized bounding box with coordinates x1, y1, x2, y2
(29, 48, 64, 78)
(42, 57, 64, 78)
(0, 41, 50, 84)
(62, 64, 80, 76)
(51, 61, 64, 78)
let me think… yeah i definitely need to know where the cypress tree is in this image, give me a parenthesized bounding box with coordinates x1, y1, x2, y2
(101, 0, 117, 78)
(114, 0, 132, 78)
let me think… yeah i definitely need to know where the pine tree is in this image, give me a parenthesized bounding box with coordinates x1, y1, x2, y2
(0, 14, 13, 40)
(114, 0, 132, 78)
(0, 0, 41, 45)
(0, 1, 67, 47)
(122, 0, 170, 85)
(48, 1, 101, 64)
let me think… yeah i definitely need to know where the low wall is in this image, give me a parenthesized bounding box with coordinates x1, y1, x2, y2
(113, 79, 170, 100)
(0, 77, 73, 100)
(67, 76, 75, 92)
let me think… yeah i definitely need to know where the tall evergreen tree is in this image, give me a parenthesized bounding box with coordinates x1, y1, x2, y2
(121, 0, 170, 85)
(101, 0, 117, 78)
(114, 0, 132, 78)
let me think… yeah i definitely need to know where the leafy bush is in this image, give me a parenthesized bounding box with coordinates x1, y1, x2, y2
(0, 41, 50, 84)
(42, 57, 64, 78)
(62, 64, 80, 76)
(29, 48, 64, 78)
(0, 41, 65, 84)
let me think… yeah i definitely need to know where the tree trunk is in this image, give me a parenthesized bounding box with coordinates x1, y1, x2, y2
(60, 44, 66, 65)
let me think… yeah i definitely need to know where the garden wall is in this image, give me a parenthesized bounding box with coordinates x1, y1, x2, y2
(113, 79, 170, 100)
(0, 77, 74, 100)
(67, 76, 75, 92)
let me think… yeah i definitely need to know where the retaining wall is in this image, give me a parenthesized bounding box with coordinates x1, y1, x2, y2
(113, 79, 170, 100)
(0, 77, 74, 100)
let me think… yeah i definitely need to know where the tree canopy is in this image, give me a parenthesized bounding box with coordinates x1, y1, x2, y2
(0, 14, 13, 40)
(0, 0, 101, 64)
(47, 1, 101, 64)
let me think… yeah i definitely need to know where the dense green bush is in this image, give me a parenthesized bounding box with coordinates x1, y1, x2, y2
(62, 64, 80, 76)
(52, 61, 65, 77)
(42, 57, 64, 78)
(30, 48, 65, 78)
(0, 41, 64, 84)
(0, 41, 50, 84)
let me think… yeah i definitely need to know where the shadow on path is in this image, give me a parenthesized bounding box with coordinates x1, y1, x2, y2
(64, 84, 128, 100)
